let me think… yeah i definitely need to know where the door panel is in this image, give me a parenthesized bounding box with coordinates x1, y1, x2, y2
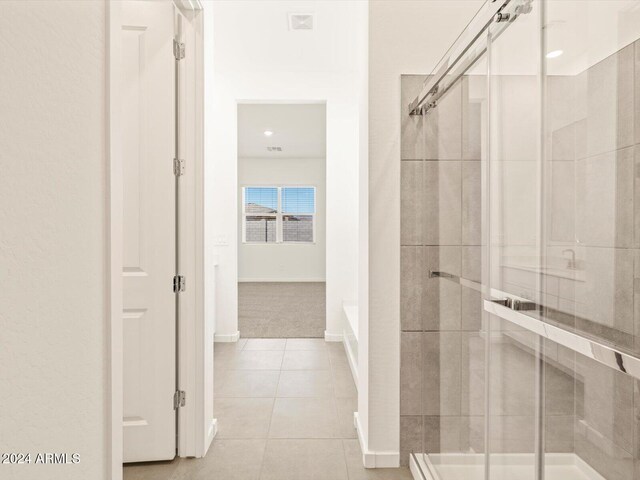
(122, 0, 176, 463)
(486, 1, 543, 478)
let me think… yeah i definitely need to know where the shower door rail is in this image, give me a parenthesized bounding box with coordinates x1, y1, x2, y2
(484, 299, 640, 380)
(408, 0, 532, 115)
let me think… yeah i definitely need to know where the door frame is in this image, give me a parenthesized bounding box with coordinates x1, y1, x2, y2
(107, 1, 211, 477)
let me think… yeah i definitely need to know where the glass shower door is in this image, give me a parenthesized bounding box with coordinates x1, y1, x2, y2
(485, 1, 544, 479)
(485, 1, 640, 480)
(540, 2, 640, 479)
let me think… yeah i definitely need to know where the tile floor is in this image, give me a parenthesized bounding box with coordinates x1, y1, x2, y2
(124, 338, 412, 480)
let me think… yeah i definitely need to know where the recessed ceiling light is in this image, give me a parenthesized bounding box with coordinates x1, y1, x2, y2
(546, 50, 563, 59)
(264, 130, 273, 137)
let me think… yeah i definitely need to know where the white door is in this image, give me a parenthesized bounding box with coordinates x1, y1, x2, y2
(121, 0, 176, 463)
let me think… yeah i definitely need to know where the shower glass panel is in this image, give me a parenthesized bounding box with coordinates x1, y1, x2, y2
(404, 1, 640, 479)
(540, 1, 640, 479)
(486, 1, 542, 479)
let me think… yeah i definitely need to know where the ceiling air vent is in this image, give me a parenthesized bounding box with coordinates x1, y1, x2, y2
(267, 146, 282, 152)
(288, 13, 314, 31)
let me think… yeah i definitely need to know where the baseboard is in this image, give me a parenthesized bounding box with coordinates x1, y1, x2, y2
(214, 331, 240, 343)
(354, 412, 400, 468)
(203, 418, 217, 457)
(324, 330, 343, 342)
(238, 278, 326, 283)
(342, 334, 358, 388)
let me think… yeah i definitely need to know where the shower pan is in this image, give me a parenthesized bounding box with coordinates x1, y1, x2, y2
(401, 1, 640, 479)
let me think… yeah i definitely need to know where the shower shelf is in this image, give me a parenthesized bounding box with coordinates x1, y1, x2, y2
(484, 299, 640, 380)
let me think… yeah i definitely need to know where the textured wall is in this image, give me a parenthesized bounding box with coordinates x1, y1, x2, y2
(0, 1, 108, 479)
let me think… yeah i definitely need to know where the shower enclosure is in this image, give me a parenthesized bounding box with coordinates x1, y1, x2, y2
(401, 1, 640, 479)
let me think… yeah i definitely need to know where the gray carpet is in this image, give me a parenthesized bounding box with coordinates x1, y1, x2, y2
(238, 282, 326, 338)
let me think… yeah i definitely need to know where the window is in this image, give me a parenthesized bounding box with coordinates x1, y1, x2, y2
(242, 186, 316, 243)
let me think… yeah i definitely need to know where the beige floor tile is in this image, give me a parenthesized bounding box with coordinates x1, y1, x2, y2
(260, 439, 348, 480)
(215, 370, 280, 397)
(281, 349, 331, 370)
(286, 338, 327, 350)
(277, 370, 334, 397)
(332, 365, 357, 398)
(244, 338, 287, 351)
(226, 350, 284, 370)
(342, 439, 414, 480)
(171, 440, 266, 480)
(269, 397, 340, 439)
(123, 459, 181, 480)
(328, 343, 350, 365)
(214, 397, 274, 439)
(335, 397, 358, 439)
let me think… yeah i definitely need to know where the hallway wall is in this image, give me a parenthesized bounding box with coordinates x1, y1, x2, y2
(0, 1, 108, 479)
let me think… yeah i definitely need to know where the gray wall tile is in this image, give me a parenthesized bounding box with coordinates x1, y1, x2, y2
(401, 161, 424, 245)
(583, 43, 635, 158)
(462, 161, 481, 246)
(401, 246, 424, 331)
(460, 332, 485, 416)
(635, 40, 640, 145)
(423, 161, 462, 245)
(549, 160, 576, 243)
(401, 332, 423, 415)
(461, 286, 482, 331)
(461, 246, 481, 284)
(546, 415, 574, 453)
(423, 332, 461, 416)
(424, 80, 463, 160)
(575, 146, 635, 248)
(400, 415, 423, 466)
(462, 75, 485, 161)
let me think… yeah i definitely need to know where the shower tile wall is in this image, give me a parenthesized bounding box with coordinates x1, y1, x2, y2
(400, 74, 485, 465)
(400, 38, 640, 476)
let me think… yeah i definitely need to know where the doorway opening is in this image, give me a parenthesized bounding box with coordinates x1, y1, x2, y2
(237, 103, 327, 339)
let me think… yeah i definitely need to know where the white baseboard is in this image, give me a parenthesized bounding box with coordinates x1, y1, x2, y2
(342, 334, 358, 388)
(214, 331, 240, 343)
(203, 419, 217, 457)
(324, 330, 343, 342)
(354, 412, 400, 468)
(238, 278, 326, 283)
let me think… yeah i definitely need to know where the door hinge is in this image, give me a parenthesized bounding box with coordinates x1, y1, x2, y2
(173, 275, 186, 293)
(173, 39, 185, 60)
(173, 390, 186, 410)
(173, 158, 185, 176)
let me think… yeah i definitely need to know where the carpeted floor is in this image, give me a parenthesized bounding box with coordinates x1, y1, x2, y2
(238, 282, 326, 338)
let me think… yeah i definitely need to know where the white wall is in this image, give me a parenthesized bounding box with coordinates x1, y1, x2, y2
(367, 0, 484, 459)
(211, 1, 364, 339)
(238, 157, 326, 282)
(0, 1, 108, 479)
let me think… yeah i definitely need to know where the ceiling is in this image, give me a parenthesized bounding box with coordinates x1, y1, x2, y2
(237, 103, 326, 159)
(212, 1, 364, 74)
